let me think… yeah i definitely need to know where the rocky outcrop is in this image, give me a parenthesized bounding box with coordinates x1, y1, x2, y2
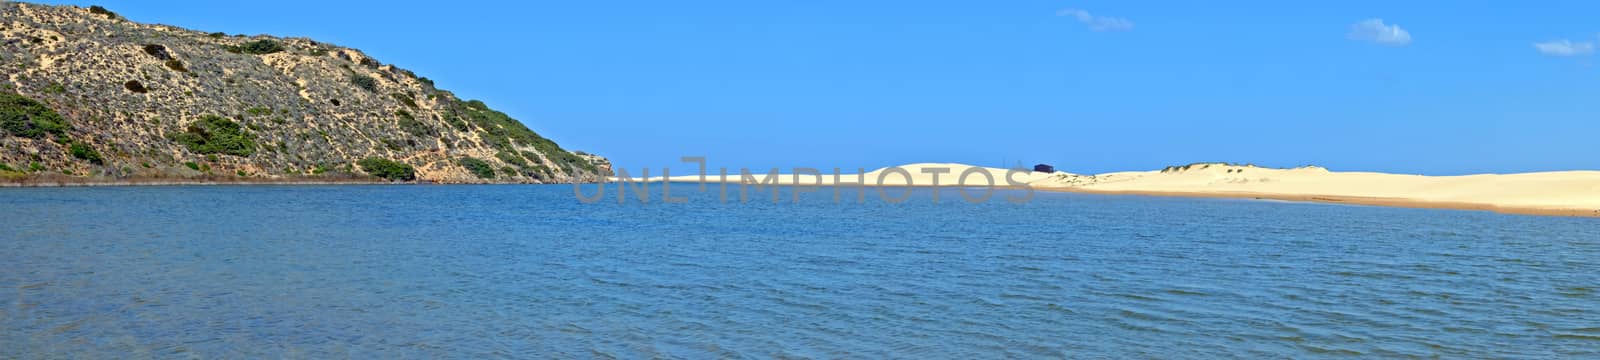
(0, 3, 608, 184)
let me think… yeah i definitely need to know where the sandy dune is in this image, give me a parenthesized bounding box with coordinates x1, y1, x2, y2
(622, 163, 1600, 217)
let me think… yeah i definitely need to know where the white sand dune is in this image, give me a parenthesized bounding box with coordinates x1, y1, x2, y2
(618, 162, 1600, 217)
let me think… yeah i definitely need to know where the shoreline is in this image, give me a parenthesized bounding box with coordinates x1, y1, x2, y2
(631, 181, 1600, 218)
(5, 178, 1595, 218)
(6, 164, 1597, 218)
(1039, 188, 1600, 218)
(613, 162, 1600, 218)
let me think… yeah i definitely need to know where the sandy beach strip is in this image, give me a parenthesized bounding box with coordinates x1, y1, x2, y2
(617, 163, 1600, 218)
(1046, 188, 1599, 218)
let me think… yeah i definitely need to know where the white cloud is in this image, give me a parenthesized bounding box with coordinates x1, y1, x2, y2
(1347, 19, 1411, 46)
(1533, 39, 1595, 57)
(1057, 8, 1133, 32)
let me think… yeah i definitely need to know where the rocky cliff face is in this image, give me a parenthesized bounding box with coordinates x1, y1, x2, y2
(0, 3, 609, 184)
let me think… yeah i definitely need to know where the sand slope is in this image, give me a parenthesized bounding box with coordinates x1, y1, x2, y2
(627, 163, 1600, 217)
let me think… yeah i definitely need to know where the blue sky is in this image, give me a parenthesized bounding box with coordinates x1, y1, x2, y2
(41, 0, 1600, 175)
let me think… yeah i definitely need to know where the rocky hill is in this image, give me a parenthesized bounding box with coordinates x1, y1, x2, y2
(0, 2, 610, 184)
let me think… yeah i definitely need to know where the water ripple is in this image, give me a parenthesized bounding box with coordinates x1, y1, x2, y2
(1, 186, 1597, 358)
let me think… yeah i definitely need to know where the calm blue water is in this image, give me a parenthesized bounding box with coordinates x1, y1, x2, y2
(1, 185, 1596, 358)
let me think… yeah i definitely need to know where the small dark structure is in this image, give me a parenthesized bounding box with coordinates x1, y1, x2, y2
(1033, 164, 1056, 173)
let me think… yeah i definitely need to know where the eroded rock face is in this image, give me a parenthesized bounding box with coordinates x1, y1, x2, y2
(0, 3, 604, 183)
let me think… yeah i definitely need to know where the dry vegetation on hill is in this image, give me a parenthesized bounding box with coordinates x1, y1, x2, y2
(0, 2, 610, 184)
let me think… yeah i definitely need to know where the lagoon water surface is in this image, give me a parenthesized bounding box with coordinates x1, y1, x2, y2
(1, 185, 1597, 358)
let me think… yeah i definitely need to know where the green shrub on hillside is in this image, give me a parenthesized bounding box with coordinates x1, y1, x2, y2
(69, 143, 103, 164)
(88, 5, 118, 19)
(349, 74, 378, 92)
(517, 164, 553, 180)
(444, 99, 597, 175)
(545, 148, 596, 174)
(0, 91, 69, 139)
(168, 115, 256, 156)
(496, 151, 529, 168)
(395, 110, 434, 137)
(459, 157, 495, 179)
(357, 157, 415, 181)
(391, 93, 418, 108)
(441, 113, 469, 131)
(227, 39, 284, 55)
